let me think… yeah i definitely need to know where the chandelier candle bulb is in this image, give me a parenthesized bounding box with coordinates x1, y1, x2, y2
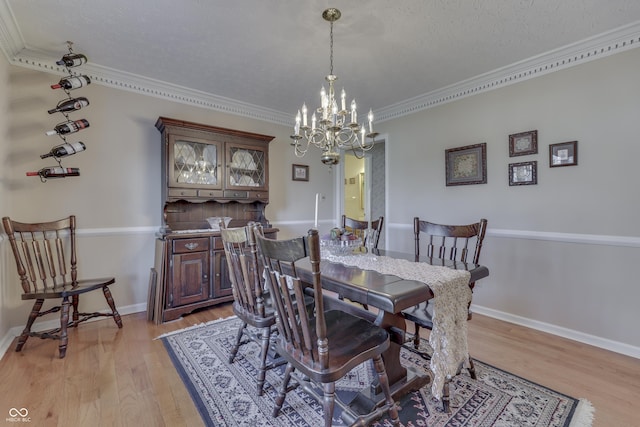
(351, 100, 357, 123)
(368, 109, 374, 133)
(302, 104, 308, 127)
(341, 88, 346, 111)
(294, 111, 301, 136)
(314, 193, 319, 229)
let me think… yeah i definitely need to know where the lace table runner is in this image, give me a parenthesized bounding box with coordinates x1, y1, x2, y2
(323, 253, 472, 400)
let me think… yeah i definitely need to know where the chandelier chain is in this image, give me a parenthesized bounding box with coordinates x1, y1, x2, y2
(329, 21, 334, 76)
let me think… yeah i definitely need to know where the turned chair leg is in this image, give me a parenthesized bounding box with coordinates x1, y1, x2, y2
(322, 382, 337, 427)
(72, 294, 80, 322)
(372, 355, 400, 425)
(413, 323, 421, 349)
(228, 322, 247, 364)
(273, 363, 294, 418)
(16, 299, 44, 352)
(442, 379, 451, 413)
(256, 326, 270, 396)
(102, 286, 123, 328)
(468, 356, 477, 380)
(58, 297, 71, 358)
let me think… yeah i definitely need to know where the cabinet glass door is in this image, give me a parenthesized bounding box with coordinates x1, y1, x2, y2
(227, 144, 267, 190)
(169, 135, 222, 189)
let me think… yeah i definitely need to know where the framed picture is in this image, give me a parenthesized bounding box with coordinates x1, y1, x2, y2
(509, 130, 538, 157)
(445, 143, 487, 186)
(549, 141, 578, 167)
(509, 161, 537, 186)
(292, 164, 309, 181)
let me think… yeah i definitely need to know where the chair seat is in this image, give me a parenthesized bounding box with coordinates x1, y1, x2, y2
(278, 310, 390, 384)
(401, 301, 434, 330)
(22, 277, 116, 300)
(232, 299, 276, 328)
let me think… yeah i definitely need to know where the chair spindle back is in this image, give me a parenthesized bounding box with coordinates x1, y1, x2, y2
(3, 216, 77, 293)
(414, 217, 487, 265)
(341, 215, 384, 249)
(220, 224, 264, 317)
(255, 228, 326, 368)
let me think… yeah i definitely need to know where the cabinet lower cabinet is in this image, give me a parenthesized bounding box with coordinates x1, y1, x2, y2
(157, 230, 274, 322)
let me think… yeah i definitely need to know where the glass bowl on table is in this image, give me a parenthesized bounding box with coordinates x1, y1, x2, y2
(320, 236, 363, 257)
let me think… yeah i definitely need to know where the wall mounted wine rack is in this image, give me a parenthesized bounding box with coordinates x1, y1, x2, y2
(29, 41, 91, 182)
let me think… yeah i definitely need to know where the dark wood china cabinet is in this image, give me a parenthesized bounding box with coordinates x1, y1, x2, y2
(152, 117, 277, 322)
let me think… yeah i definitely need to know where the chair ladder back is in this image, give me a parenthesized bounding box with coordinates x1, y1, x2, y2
(341, 215, 384, 249)
(415, 217, 488, 265)
(256, 229, 327, 368)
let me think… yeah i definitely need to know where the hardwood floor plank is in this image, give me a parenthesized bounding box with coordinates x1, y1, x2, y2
(0, 304, 637, 426)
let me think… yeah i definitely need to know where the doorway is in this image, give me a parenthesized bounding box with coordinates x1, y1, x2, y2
(340, 141, 386, 246)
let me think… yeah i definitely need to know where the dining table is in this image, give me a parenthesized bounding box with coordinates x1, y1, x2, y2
(294, 248, 489, 418)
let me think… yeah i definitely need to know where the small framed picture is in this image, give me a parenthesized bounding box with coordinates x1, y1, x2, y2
(549, 141, 578, 167)
(292, 164, 309, 181)
(445, 143, 487, 186)
(509, 161, 537, 186)
(509, 130, 538, 157)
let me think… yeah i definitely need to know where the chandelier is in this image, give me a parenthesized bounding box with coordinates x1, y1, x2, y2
(290, 8, 378, 165)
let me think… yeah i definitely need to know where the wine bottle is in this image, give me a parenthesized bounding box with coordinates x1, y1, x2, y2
(56, 53, 87, 68)
(47, 97, 89, 114)
(26, 167, 80, 178)
(50, 75, 91, 90)
(45, 119, 90, 136)
(40, 141, 86, 159)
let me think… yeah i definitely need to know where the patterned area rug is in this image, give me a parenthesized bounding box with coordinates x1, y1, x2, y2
(159, 316, 594, 427)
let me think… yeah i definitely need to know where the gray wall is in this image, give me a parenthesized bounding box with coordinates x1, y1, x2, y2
(377, 48, 640, 356)
(1, 47, 639, 358)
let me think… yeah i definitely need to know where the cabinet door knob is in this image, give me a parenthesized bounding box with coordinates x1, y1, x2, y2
(185, 242, 199, 250)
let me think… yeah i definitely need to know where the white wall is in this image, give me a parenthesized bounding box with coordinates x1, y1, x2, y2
(378, 48, 640, 355)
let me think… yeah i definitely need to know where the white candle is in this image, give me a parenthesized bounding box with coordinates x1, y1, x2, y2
(302, 104, 308, 127)
(341, 88, 346, 111)
(366, 184, 372, 229)
(314, 193, 319, 229)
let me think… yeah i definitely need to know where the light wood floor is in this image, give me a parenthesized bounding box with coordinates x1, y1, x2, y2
(0, 305, 638, 427)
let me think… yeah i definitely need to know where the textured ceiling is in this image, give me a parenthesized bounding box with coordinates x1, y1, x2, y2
(3, 0, 640, 124)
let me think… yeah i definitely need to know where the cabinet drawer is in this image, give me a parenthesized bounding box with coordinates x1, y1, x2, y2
(247, 191, 268, 201)
(173, 237, 210, 253)
(168, 188, 198, 198)
(223, 190, 248, 199)
(198, 189, 224, 198)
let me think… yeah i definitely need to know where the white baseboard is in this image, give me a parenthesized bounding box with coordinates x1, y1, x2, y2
(0, 303, 146, 360)
(471, 304, 640, 359)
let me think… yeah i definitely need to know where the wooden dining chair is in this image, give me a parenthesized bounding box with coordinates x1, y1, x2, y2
(402, 216, 487, 412)
(255, 228, 399, 427)
(2, 215, 123, 358)
(220, 223, 284, 396)
(341, 214, 384, 249)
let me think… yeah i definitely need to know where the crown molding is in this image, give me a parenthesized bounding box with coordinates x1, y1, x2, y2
(375, 20, 640, 122)
(2, 0, 639, 126)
